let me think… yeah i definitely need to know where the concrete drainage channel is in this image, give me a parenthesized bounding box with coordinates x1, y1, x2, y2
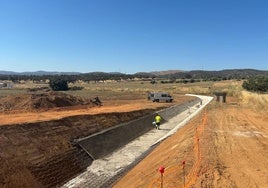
(62, 95, 213, 188)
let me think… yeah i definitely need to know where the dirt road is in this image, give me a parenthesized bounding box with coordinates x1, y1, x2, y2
(113, 101, 268, 188)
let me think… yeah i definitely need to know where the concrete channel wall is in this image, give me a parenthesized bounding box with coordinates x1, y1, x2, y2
(75, 98, 201, 160)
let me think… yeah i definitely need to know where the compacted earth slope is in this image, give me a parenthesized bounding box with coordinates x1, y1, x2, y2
(0, 91, 192, 188)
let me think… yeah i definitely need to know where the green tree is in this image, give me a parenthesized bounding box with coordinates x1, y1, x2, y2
(242, 76, 268, 92)
(49, 79, 69, 91)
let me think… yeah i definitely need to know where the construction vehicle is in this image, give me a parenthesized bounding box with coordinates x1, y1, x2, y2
(90, 96, 102, 106)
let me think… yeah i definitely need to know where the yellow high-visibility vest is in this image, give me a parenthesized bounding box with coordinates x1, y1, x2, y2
(155, 115, 161, 123)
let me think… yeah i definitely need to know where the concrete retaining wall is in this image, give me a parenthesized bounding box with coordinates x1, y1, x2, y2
(75, 98, 201, 160)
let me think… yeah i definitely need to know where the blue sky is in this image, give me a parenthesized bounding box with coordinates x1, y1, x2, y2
(0, 0, 267, 73)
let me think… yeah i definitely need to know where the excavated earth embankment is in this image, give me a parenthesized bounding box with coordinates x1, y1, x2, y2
(0, 109, 156, 188)
(0, 91, 197, 188)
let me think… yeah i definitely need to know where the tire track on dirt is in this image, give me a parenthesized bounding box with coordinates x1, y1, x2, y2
(203, 105, 268, 187)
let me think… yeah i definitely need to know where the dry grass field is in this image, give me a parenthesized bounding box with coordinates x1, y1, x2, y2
(1, 79, 243, 98)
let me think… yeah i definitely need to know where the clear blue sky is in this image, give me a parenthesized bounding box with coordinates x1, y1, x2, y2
(0, 0, 267, 73)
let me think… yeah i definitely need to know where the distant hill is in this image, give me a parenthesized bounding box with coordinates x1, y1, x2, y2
(158, 69, 268, 80)
(0, 69, 267, 82)
(149, 70, 184, 76)
(0, 70, 80, 76)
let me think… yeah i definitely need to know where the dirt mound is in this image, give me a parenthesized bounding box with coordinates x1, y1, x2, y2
(0, 91, 93, 112)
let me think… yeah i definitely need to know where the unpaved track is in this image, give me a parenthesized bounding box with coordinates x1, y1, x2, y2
(113, 101, 268, 188)
(199, 106, 268, 188)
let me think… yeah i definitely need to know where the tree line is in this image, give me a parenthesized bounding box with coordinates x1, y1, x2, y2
(242, 76, 268, 93)
(1, 69, 268, 92)
(1, 69, 267, 83)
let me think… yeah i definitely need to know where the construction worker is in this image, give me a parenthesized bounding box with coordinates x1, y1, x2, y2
(154, 113, 162, 130)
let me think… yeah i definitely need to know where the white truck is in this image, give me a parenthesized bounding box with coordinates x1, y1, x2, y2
(148, 92, 173, 102)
